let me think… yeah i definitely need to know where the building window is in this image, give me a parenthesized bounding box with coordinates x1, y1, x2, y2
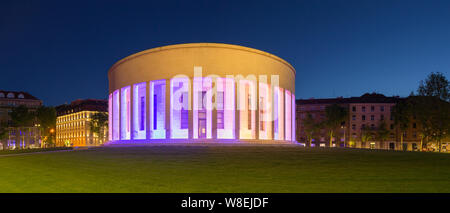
(380, 115, 384, 120)
(371, 124, 375, 129)
(413, 123, 416, 128)
(362, 115, 366, 121)
(247, 84, 252, 130)
(180, 95, 189, 129)
(259, 97, 265, 131)
(352, 106, 356, 112)
(352, 115, 356, 120)
(362, 106, 366, 112)
(380, 106, 384, 112)
(352, 124, 356, 130)
(390, 124, 394, 130)
(217, 111, 224, 129)
(140, 96, 145, 131)
(153, 94, 157, 129)
(371, 115, 374, 121)
(371, 106, 375, 112)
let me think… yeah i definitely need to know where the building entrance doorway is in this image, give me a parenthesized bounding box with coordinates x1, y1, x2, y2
(198, 112, 206, 139)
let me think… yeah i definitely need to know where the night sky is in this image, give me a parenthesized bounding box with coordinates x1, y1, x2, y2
(1, 0, 449, 106)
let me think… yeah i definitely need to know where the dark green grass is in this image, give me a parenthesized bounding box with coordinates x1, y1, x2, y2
(0, 145, 449, 192)
(0, 147, 73, 155)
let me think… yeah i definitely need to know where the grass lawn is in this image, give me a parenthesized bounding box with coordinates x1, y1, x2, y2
(1, 145, 450, 193)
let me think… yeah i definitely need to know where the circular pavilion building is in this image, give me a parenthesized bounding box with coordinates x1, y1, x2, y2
(107, 43, 296, 144)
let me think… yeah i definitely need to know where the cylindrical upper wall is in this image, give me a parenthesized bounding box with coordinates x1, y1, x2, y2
(108, 43, 296, 143)
(108, 43, 295, 94)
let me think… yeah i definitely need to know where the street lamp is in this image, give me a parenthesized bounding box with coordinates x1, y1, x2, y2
(341, 125, 346, 148)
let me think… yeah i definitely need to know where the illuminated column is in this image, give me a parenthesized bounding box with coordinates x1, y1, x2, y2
(150, 80, 166, 139)
(235, 80, 240, 140)
(279, 87, 285, 140)
(112, 90, 120, 141)
(145, 81, 151, 140)
(292, 94, 296, 141)
(273, 86, 284, 140)
(133, 82, 146, 139)
(285, 90, 292, 141)
(165, 79, 170, 139)
(211, 78, 217, 140)
(130, 85, 134, 141)
(217, 77, 235, 139)
(255, 80, 259, 140)
(258, 81, 271, 140)
(120, 86, 131, 140)
(170, 77, 190, 139)
(108, 93, 112, 141)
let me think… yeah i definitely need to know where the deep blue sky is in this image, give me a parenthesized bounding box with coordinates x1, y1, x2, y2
(1, 0, 449, 106)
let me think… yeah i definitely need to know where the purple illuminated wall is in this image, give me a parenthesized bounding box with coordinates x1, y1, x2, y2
(259, 82, 271, 140)
(285, 90, 292, 141)
(120, 86, 131, 140)
(108, 94, 112, 141)
(170, 78, 189, 139)
(239, 79, 256, 139)
(193, 77, 212, 139)
(133, 82, 146, 139)
(217, 78, 235, 139)
(112, 90, 120, 140)
(150, 80, 166, 139)
(292, 94, 296, 141)
(108, 77, 295, 143)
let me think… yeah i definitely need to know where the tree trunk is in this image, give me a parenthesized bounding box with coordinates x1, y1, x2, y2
(400, 133, 403, 151)
(329, 131, 333, 147)
(438, 140, 442, 153)
(1, 140, 7, 150)
(15, 127, 21, 150)
(420, 137, 423, 152)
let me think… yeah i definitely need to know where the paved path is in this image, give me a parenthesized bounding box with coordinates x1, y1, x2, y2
(0, 149, 76, 157)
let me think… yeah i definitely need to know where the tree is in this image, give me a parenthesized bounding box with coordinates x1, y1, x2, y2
(36, 106, 56, 147)
(409, 96, 449, 152)
(9, 105, 35, 149)
(392, 99, 411, 150)
(360, 125, 373, 148)
(0, 121, 9, 150)
(324, 104, 348, 147)
(376, 121, 390, 149)
(417, 72, 450, 101)
(90, 112, 108, 145)
(414, 72, 450, 152)
(302, 113, 321, 147)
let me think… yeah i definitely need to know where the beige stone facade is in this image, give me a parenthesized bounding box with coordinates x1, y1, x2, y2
(0, 90, 42, 149)
(296, 93, 431, 151)
(56, 99, 108, 147)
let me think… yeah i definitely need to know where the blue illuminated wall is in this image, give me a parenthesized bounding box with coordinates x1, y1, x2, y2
(150, 80, 166, 139)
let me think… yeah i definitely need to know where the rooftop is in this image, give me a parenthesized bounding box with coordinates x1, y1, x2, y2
(0, 90, 40, 100)
(296, 93, 402, 105)
(56, 99, 108, 116)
